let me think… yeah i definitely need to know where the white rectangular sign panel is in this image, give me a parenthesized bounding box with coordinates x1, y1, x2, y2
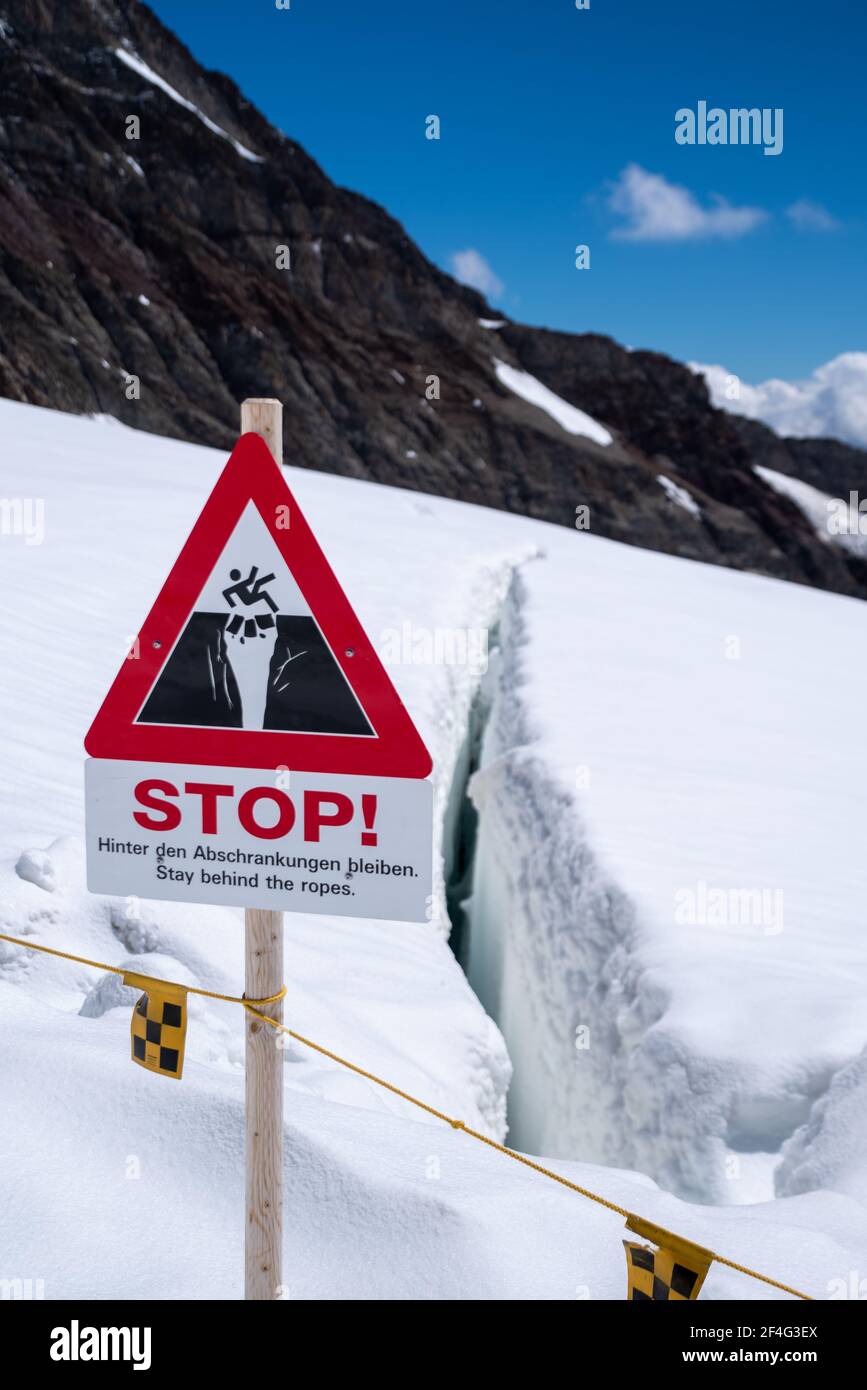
(86, 760, 433, 923)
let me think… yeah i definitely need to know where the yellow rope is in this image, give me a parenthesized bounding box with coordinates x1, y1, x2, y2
(245, 1004, 812, 1300)
(710, 1252, 811, 1299)
(0, 933, 286, 1009)
(0, 931, 811, 1300)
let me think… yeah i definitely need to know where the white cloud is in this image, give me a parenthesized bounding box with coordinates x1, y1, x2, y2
(785, 199, 840, 232)
(450, 248, 504, 298)
(608, 164, 767, 242)
(692, 354, 867, 448)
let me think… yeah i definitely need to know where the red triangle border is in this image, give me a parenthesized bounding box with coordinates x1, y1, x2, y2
(84, 433, 433, 778)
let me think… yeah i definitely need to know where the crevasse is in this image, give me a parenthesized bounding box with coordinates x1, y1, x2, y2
(444, 566, 811, 1205)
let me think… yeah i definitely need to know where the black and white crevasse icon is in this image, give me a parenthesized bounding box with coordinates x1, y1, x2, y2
(138, 559, 373, 737)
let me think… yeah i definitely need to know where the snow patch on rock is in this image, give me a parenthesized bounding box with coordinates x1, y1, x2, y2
(755, 464, 867, 557)
(113, 49, 264, 163)
(493, 359, 613, 446)
(657, 473, 701, 518)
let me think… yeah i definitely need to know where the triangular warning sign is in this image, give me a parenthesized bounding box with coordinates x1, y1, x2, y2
(85, 433, 432, 778)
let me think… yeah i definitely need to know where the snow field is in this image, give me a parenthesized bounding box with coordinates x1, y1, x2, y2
(1, 398, 866, 1297)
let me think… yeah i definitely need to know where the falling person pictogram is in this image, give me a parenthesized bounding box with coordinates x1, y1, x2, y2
(222, 565, 278, 642)
(221, 564, 281, 729)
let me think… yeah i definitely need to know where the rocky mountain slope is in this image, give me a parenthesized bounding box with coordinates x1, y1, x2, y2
(1, 0, 866, 598)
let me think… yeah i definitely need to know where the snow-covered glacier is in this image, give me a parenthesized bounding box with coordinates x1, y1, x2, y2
(463, 543, 867, 1204)
(1, 397, 865, 1298)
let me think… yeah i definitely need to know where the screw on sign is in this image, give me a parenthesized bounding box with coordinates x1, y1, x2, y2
(83, 399, 434, 1301)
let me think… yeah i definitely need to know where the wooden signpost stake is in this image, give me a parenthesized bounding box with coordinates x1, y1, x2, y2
(241, 397, 285, 1301)
(84, 394, 432, 1303)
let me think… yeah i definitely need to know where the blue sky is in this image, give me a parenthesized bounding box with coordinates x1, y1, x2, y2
(150, 0, 865, 381)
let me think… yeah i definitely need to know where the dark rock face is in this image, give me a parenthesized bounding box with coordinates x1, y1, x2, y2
(1, 0, 866, 598)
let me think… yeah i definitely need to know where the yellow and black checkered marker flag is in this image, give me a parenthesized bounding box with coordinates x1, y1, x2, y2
(124, 972, 188, 1080)
(623, 1215, 713, 1301)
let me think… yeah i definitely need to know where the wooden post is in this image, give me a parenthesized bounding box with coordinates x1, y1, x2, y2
(241, 398, 284, 1301)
